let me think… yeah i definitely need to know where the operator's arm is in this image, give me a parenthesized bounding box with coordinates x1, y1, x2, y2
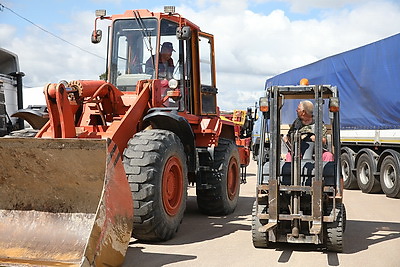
(283, 121, 294, 143)
(309, 124, 327, 145)
(284, 118, 301, 143)
(166, 58, 175, 80)
(145, 55, 155, 75)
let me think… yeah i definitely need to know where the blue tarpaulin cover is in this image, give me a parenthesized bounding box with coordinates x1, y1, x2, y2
(265, 33, 400, 130)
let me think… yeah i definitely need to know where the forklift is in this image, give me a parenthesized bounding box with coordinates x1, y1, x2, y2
(252, 84, 346, 252)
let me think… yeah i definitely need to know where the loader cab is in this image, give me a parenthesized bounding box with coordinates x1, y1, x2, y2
(105, 9, 218, 116)
(109, 18, 179, 91)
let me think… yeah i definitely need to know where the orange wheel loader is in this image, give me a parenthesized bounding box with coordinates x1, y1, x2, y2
(0, 6, 252, 266)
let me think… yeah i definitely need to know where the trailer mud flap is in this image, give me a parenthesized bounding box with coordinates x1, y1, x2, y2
(0, 138, 133, 266)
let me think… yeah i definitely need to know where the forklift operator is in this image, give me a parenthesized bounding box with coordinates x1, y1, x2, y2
(284, 100, 334, 162)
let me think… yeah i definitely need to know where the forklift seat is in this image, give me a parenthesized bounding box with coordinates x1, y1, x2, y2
(280, 160, 336, 186)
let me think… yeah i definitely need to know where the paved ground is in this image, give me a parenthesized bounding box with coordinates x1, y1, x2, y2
(123, 160, 400, 267)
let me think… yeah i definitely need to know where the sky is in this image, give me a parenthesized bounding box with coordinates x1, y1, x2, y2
(1, 0, 400, 110)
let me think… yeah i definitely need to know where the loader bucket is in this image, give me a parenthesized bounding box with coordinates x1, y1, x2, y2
(0, 138, 133, 266)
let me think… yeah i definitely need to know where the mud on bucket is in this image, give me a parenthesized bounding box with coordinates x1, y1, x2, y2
(0, 138, 133, 266)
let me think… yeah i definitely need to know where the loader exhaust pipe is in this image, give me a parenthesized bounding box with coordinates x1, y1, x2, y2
(0, 138, 133, 266)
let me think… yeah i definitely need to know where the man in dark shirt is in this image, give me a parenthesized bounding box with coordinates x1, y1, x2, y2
(145, 42, 175, 79)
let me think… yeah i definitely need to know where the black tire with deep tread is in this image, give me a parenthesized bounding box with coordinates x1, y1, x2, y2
(356, 153, 381, 193)
(251, 201, 269, 248)
(341, 151, 358, 189)
(196, 138, 240, 215)
(123, 129, 187, 241)
(380, 155, 400, 198)
(325, 202, 345, 252)
(342, 202, 347, 233)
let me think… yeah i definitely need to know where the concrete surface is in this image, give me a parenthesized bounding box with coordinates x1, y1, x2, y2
(123, 160, 400, 267)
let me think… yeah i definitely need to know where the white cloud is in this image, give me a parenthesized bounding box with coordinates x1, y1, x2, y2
(178, 0, 400, 110)
(0, 24, 17, 44)
(288, 0, 362, 13)
(254, 0, 369, 13)
(2, 10, 108, 87)
(2, 0, 400, 111)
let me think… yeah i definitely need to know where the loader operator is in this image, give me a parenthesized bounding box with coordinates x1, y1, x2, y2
(284, 100, 334, 162)
(145, 42, 175, 80)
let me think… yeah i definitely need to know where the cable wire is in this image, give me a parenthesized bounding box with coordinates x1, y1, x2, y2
(0, 3, 105, 60)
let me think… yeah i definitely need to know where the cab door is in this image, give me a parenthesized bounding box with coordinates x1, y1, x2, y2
(198, 32, 217, 115)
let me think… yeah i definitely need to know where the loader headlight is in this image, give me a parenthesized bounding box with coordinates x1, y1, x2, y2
(168, 79, 179, 89)
(164, 6, 176, 14)
(95, 9, 106, 17)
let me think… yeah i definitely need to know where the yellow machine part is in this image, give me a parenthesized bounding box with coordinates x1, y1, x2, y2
(0, 138, 133, 266)
(220, 110, 246, 126)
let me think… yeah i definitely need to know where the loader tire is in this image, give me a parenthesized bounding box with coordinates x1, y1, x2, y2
(325, 202, 346, 252)
(251, 201, 269, 248)
(123, 129, 187, 241)
(196, 138, 240, 215)
(356, 152, 381, 193)
(380, 155, 400, 198)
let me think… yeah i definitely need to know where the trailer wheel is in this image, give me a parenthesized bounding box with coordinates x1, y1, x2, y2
(251, 201, 269, 248)
(197, 138, 240, 215)
(325, 202, 345, 252)
(123, 129, 187, 241)
(380, 155, 400, 198)
(356, 152, 381, 193)
(341, 151, 358, 189)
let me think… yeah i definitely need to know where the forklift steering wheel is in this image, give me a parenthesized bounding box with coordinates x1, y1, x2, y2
(300, 132, 315, 142)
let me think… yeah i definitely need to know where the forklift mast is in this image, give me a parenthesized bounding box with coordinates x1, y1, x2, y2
(253, 84, 345, 252)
